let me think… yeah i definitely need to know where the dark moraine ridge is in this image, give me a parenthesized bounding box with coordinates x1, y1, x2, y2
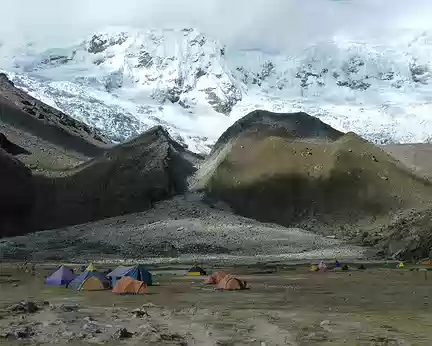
(212, 110, 344, 153)
(32, 126, 202, 231)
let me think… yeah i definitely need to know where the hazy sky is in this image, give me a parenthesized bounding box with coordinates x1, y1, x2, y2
(1, 0, 431, 52)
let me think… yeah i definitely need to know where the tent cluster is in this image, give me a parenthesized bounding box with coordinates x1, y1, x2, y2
(46, 264, 249, 294)
(310, 260, 354, 272)
(184, 266, 248, 290)
(45, 263, 152, 295)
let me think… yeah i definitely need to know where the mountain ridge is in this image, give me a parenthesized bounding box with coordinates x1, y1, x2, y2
(4, 27, 432, 153)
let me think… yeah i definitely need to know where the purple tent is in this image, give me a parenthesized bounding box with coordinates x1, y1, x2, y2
(45, 266, 76, 286)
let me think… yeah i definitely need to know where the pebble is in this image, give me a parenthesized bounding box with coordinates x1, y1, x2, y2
(320, 320, 331, 327)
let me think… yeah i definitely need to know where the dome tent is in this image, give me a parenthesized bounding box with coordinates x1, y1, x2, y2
(204, 271, 227, 284)
(107, 265, 152, 286)
(112, 277, 148, 294)
(186, 265, 207, 276)
(217, 275, 247, 291)
(68, 270, 110, 291)
(45, 266, 76, 286)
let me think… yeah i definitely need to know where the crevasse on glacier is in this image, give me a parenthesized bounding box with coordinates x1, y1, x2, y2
(3, 27, 432, 153)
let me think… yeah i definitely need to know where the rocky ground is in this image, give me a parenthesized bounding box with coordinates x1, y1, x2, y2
(0, 193, 365, 263)
(0, 263, 431, 345)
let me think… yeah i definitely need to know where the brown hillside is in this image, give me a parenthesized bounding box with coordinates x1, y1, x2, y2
(195, 111, 432, 259)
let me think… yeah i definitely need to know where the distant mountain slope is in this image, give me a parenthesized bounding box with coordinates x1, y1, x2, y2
(0, 73, 110, 171)
(0, 73, 108, 154)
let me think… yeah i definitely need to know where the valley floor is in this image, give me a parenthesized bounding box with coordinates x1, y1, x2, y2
(0, 263, 431, 345)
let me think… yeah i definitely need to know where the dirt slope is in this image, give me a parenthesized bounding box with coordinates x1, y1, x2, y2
(193, 110, 432, 259)
(31, 126, 202, 231)
(383, 143, 432, 180)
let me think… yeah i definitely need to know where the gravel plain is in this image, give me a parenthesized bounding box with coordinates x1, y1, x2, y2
(0, 193, 365, 263)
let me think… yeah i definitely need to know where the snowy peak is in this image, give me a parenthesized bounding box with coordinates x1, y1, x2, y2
(4, 27, 432, 154)
(80, 28, 242, 114)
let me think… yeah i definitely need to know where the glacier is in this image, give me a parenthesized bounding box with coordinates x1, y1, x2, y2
(2, 26, 432, 154)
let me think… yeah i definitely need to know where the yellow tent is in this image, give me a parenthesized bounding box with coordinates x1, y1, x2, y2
(310, 264, 318, 272)
(86, 263, 97, 272)
(81, 276, 106, 291)
(186, 265, 207, 276)
(397, 262, 405, 269)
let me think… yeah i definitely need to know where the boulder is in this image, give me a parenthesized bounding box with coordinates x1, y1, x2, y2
(112, 328, 132, 339)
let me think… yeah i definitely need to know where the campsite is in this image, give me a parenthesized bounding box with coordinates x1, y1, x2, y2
(1, 261, 432, 345)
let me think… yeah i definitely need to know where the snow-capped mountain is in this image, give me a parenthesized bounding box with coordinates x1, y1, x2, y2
(3, 27, 432, 153)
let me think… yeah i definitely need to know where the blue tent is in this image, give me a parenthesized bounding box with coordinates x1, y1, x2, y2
(46, 266, 76, 286)
(107, 265, 152, 286)
(68, 271, 110, 291)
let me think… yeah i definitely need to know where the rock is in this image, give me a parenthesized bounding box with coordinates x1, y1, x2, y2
(131, 309, 149, 318)
(61, 331, 76, 339)
(23, 301, 38, 313)
(8, 301, 38, 314)
(141, 303, 156, 308)
(83, 322, 101, 334)
(320, 320, 333, 332)
(76, 332, 87, 339)
(160, 333, 185, 342)
(12, 325, 34, 339)
(112, 328, 133, 339)
(56, 304, 79, 312)
(7, 304, 22, 312)
(320, 320, 331, 327)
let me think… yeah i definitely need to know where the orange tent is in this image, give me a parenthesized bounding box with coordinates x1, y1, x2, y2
(204, 271, 227, 284)
(112, 277, 147, 294)
(217, 274, 247, 290)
